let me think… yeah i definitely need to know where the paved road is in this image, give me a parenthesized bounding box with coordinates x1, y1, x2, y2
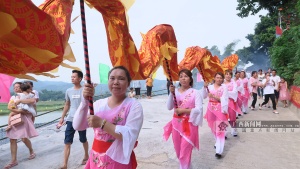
(0, 95, 299, 169)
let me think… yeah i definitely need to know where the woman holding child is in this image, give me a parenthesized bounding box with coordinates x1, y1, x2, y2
(5, 82, 38, 169)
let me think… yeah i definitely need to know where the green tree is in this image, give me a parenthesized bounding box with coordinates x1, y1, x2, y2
(269, 2, 300, 86)
(209, 45, 221, 57)
(221, 41, 240, 61)
(236, 0, 297, 18)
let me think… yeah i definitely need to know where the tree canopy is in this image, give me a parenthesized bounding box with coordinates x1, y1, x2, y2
(236, 0, 300, 85)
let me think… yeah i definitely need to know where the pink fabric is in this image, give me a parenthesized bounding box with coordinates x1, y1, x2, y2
(85, 100, 135, 169)
(0, 74, 15, 103)
(228, 99, 239, 122)
(172, 127, 193, 169)
(205, 88, 228, 134)
(163, 89, 199, 168)
(279, 82, 291, 101)
(224, 82, 239, 120)
(249, 77, 259, 93)
(235, 80, 243, 114)
(6, 113, 38, 139)
(241, 78, 250, 108)
(197, 73, 203, 82)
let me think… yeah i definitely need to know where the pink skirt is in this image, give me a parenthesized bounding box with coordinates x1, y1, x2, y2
(6, 113, 38, 139)
(279, 90, 291, 101)
(85, 149, 135, 169)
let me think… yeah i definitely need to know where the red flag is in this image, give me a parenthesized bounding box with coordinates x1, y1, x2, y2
(276, 26, 282, 37)
(0, 74, 15, 103)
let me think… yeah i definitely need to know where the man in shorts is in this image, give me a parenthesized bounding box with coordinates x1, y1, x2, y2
(59, 70, 89, 169)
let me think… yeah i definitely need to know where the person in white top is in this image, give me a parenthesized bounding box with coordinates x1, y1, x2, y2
(259, 72, 278, 114)
(270, 69, 280, 105)
(73, 66, 143, 168)
(133, 80, 141, 99)
(128, 87, 136, 98)
(257, 69, 265, 99)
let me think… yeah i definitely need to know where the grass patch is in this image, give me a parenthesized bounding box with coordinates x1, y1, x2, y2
(0, 100, 65, 115)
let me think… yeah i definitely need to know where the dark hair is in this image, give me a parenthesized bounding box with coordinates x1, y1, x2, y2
(20, 82, 31, 92)
(265, 72, 270, 76)
(235, 71, 240, 75)
(251, 71, 257, 76)
(215, 72, 225, 79)
(25, 81, 33, 87)
(178, 69, 193, 87)
(240, 70, 246, 77)
(130, 87, 133, 90)
(272, 69, 277, 73)
(72, 70, 83, 81)
(258, 69, 262, 72)
(225, 70, 233, 77)
(14, 82, 22, 86)
(108, 66, 132, 84)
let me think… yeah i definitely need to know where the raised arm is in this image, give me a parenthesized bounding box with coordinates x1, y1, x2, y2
(189, 90, 204, 126)
(228, 82, 238, 102)
(106, 101, 143, 164)
(221, 85, 229, 114)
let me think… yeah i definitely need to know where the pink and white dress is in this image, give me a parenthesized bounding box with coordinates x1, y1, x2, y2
(6, 95, 38, 139)
(73, 97, 143, 169)
(203, 84, 229, 155)
(235, 78, 244, 114)
(279, 82, 291, 101)
(163, 88, 203, 169)
(240, 78, 250, 112)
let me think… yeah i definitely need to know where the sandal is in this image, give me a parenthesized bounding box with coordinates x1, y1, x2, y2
(81, 158, 88, 165)
(4, 161, 18, 169)
(28, 153, 36, 160)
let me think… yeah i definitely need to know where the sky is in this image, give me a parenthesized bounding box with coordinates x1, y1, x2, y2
(29, 0, 266, 83)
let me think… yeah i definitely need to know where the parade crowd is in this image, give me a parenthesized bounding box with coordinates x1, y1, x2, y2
(3, 67, 291, 169)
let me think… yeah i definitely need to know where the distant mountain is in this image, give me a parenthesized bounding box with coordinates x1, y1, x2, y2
(10, 79, 204, 95)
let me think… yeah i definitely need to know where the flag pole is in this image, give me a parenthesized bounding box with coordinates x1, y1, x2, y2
(80, 0, 94, 115)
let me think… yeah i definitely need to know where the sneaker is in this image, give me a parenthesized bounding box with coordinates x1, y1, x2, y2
(273, 111, 279, 114)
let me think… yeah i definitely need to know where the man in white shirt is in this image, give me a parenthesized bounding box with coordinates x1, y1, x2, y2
(270, 69, 280, 105)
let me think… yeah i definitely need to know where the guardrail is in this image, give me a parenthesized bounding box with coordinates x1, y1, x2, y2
(0, 89, 167, 142)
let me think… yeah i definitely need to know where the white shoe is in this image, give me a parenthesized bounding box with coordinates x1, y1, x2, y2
(273, 111, 279, 114)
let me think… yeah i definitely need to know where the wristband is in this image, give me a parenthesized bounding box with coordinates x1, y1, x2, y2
(100, 119, 107, 129)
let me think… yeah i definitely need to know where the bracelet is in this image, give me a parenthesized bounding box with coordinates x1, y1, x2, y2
(100, 119, 107, 129)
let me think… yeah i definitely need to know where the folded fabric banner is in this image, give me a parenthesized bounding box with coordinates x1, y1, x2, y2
(0, 74, 15, 103)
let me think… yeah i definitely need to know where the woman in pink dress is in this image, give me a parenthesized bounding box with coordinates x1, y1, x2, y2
(163, 69, 203, 169)
(203, 72, 229, 158)
(234, 72, 244, 117)
(5, 82, 38, 169)
(73, 66, 143, 169)
(224, 70, 240, 136)
(240, 71, 250, 114)
(279, 77, 290, 108)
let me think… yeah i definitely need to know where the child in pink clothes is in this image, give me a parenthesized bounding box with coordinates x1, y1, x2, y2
(279, 77, 290, 108)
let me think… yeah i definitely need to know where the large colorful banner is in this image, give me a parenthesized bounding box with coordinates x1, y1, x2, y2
(290, 86, 300, 108)
(0, 74, 15, 103)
